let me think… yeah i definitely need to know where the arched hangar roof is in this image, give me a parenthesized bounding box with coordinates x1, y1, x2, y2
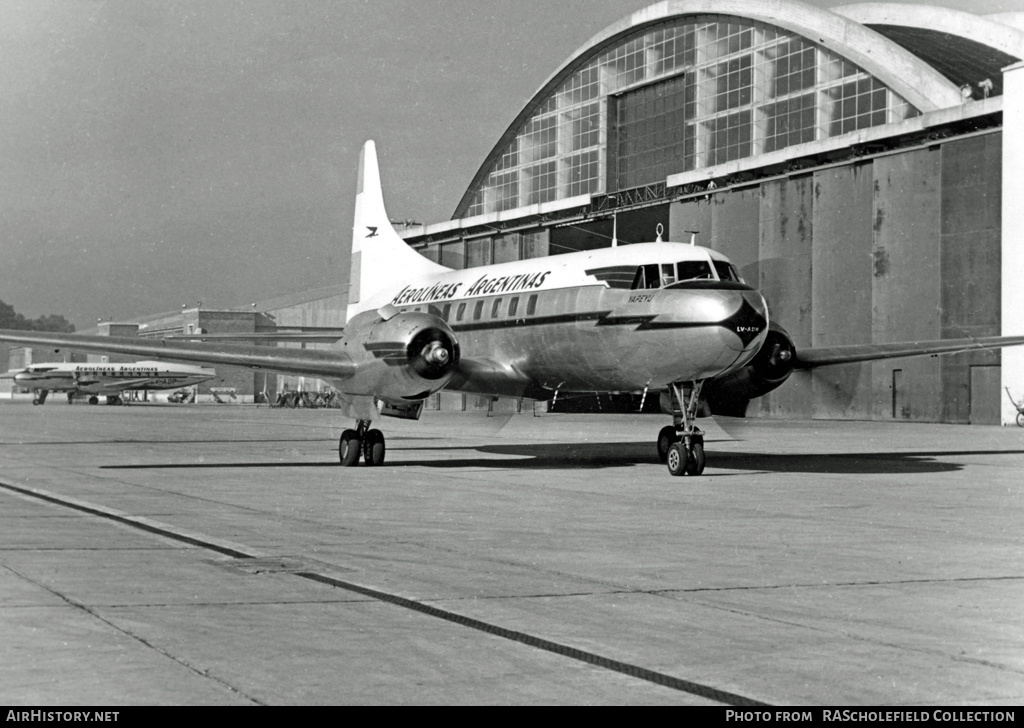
(454, 0, 969, 219)
(835, 3, 1024, 96)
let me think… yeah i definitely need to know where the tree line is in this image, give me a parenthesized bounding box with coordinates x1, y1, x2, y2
(0, 299, 76, 332)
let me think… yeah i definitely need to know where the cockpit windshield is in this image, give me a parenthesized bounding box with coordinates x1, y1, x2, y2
(713, 261, 741, 282)
(631, 259, 720, 289)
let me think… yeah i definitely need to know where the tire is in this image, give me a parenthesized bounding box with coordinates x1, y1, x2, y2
(363, 429, 386, 466)
(686, 441, 706, 475)
(88, 396, 99, 405)
(657, 426, 677, 462)
(1018, 412, 1024, 428)
(339, 429, 361, 466)
(667, 442, 688, 476)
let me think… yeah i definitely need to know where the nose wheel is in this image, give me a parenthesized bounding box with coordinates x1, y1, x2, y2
(339, 420, 386, 466)
(660, 381, 707, 476)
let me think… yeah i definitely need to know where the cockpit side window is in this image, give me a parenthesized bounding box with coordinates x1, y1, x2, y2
(713, 261, 740, 282)
(661, 263, 676, 287)
(631, 264, 662, 290)
(676, 260, 714, 281)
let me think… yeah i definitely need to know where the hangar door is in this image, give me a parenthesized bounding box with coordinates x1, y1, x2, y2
(608, 73, 692, 190)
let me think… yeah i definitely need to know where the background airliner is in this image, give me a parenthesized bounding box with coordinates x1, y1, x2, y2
(8, 360, 216, 405)
(2, 141, 1023, 475)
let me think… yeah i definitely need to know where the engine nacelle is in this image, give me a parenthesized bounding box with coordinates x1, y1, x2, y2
(703, 321, 797, 417)
(341, 308, 460, 403)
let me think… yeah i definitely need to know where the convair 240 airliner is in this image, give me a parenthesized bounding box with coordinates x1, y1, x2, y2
(9, 361, 216, 405)
(3, 141, 1024, 475)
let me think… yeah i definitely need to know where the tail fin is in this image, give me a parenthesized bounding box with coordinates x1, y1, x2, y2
(347, 140, 449, 321)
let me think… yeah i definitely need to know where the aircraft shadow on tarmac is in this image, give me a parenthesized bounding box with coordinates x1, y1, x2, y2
(99, 442, 1024, 474)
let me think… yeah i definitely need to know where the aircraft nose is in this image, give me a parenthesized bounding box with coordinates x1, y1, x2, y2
(702, 288, 768, 354)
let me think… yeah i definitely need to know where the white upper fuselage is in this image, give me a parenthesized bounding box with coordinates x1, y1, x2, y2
(12, 361, 216, 394)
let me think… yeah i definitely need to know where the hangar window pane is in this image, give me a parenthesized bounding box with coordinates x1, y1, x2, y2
(525, 161, 558, 205)
(712, 55, 753, 112)
(706, 110, 751, 165)
(568, 150, 600, 197)
(764, 93, 816, 152)
(569, 102, 601, 152)
(769, 39, 816, 98)
(522, 115, 557, 164)
(487, 171, 518, 212)
(494, 138, 519, 172)
(829, 77, 888, 135)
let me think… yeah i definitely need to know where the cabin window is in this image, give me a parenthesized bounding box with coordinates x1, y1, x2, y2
(676, 260, 714, 280)
(491, 298, 502, 318)
(508, 297, 519, 316)
(527, 294, 538, 315)
(473, 301, 484, 320)
(456, 303, 466, 321)
(441, 303, 451, 321)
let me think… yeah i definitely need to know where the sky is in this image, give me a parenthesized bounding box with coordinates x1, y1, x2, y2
(1, 0, 1022, 329)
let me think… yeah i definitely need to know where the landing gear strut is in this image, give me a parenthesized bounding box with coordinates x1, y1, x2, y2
(658, 381, 706, 476)
(338, 420, 386, 467)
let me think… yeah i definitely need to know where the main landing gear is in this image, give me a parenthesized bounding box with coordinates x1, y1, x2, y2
(338, 420, 386, 467)
(656, 381, 707, 476)
(32, 390, 49, 405)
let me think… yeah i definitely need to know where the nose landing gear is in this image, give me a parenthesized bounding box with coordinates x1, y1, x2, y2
(657, 381, 707, 476)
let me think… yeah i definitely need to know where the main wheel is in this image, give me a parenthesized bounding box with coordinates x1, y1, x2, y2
(88, 396, 99, 405)
(686, 441, 706, 475)
(339, 429, 361, 466)
(1017, 412, 1024, 428)
(667, 442, 688, 476)
(363, 429, 386, 466)
(656, 426, 677, 462)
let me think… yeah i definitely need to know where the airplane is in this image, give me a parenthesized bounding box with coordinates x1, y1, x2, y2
(2, 140, 1024, 475)
(7, 360, 216, 405)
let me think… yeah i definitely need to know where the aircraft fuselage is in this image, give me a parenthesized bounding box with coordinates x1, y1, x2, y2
(352, 242, 769, 399)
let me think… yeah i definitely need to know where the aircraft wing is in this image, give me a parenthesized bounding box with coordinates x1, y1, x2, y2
(793, 334, 1024, 369)
(164, 331, 344, 343)
(0, 329, 355, 380)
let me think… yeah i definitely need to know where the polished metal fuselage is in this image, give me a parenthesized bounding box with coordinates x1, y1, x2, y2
(359, 243, 770, 397)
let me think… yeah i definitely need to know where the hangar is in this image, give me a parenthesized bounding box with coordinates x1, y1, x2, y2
(6, 0, 1024, 425)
